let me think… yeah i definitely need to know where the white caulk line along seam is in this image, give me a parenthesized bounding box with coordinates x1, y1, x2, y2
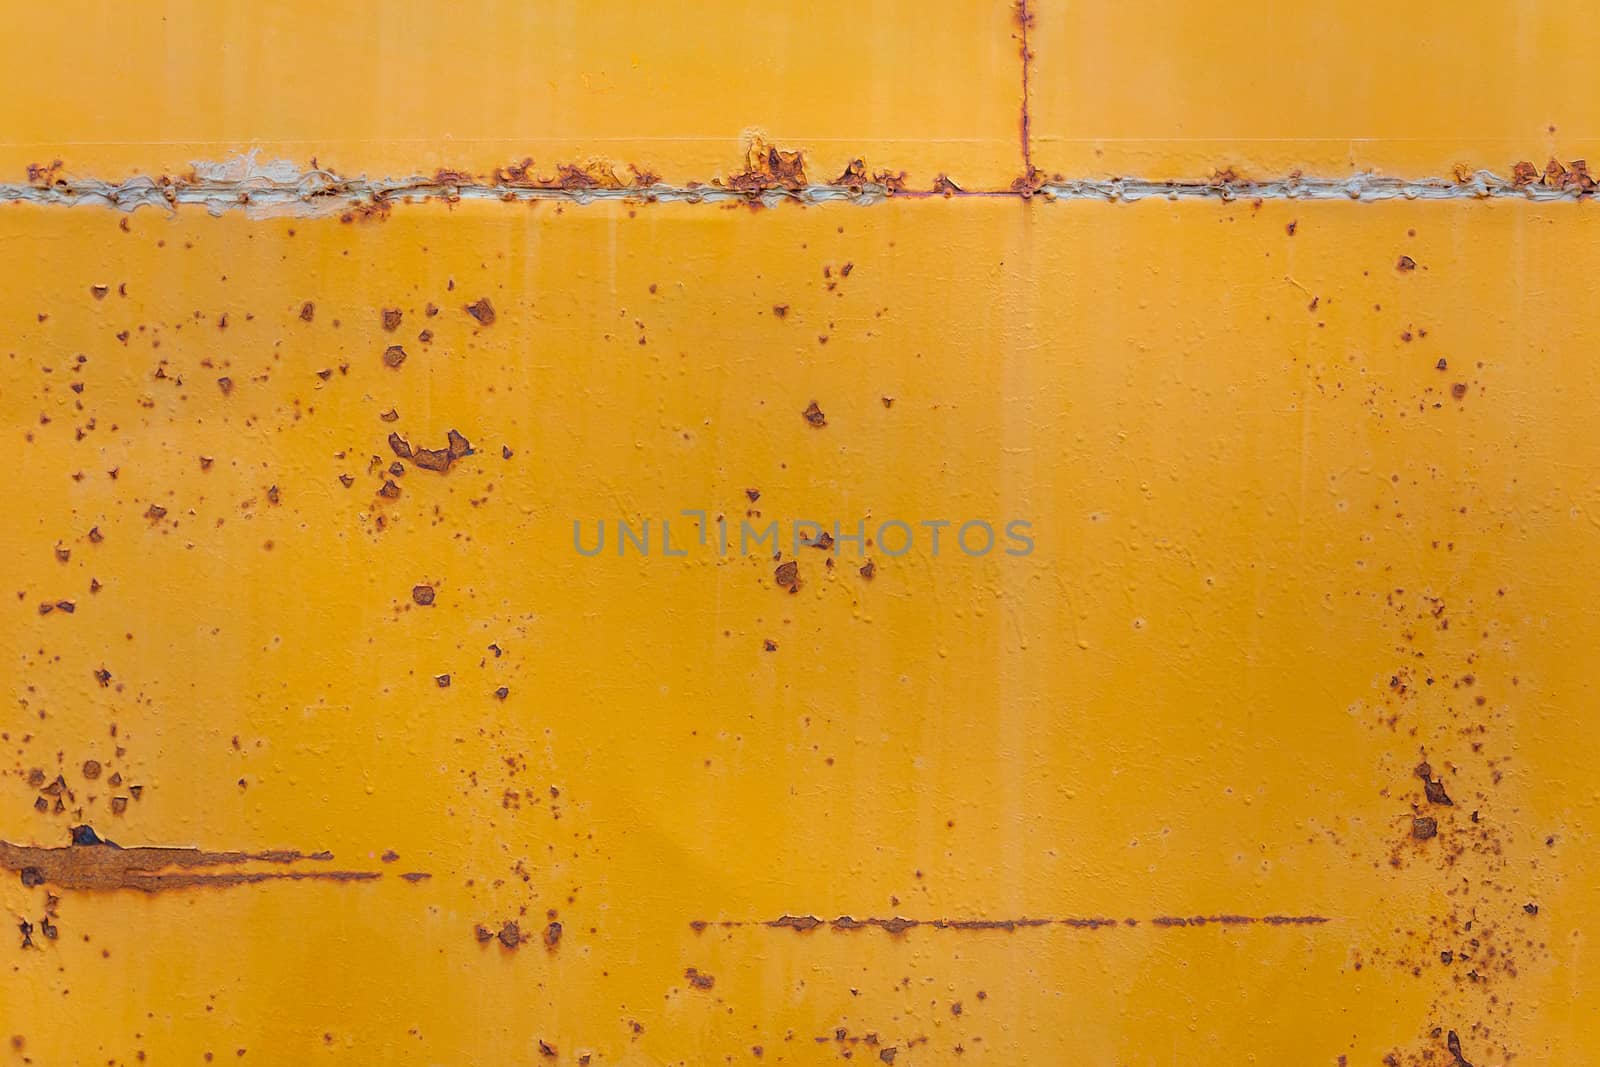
(0, 165, 1594, 215)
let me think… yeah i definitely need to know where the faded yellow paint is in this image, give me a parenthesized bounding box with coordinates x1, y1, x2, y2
(1029, 1, 1600, 178)
(2, 4, 1598, 1067)
(0, 0, 1019, 188)
(4, 198, 1596, 1065)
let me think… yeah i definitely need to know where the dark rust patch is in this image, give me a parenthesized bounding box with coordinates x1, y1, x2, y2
(465, 298, 496, 325)
(382, 345, 407, 369)
(403, 430, 473, 474)
(774, 560, 799, 591)
(411, 584, 435, 606)
(802, 401, 827, 428)
(685, 966, 715, 990)
(1415, 761, 1453, 806)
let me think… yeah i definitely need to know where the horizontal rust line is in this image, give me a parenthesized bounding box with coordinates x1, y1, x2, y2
(693, 913, 1331, 934)
(2, 826, 385, 892)
(3, 154, 1597, 215)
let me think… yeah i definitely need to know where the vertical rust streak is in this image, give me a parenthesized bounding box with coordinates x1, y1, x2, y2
(1015, 0, 1035, 179)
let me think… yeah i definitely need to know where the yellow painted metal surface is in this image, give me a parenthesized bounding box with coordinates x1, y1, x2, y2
(2, 6, 1597, 1067)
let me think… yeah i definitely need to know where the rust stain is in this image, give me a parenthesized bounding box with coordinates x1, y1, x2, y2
(725, 136, 808, 194)
(0, 827, 381, 893)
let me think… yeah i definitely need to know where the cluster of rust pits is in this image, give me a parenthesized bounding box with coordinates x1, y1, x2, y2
(473, 913, 563, 953)
(20, 751, 141, 821)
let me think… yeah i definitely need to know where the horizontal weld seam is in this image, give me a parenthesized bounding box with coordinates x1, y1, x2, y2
(0, 171, 1594, 213)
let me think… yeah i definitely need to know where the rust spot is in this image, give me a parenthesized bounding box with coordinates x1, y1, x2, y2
(807, 531, 835, 551)
(727, 137, 808, 193)
(465, 298, 496, 325)
(1413, 816, 1438, 840)
(538, 1040, 557, 1058)
(299, 301, 315, 322)
(382, 345, 407, 369)
(380, 408, 399, 422)
(772, 304, 788, 319)
(388, 432, 412, 459)
(932, 174, 963, 196)
(216, 376, 234, 396)
(774, 560, 799, 591)
(1397, 255, 1417, 272)
(859, 559, 876, 580)
(378, 480, 401, 499)
(404, 431, 469, 474)
(768, 914, 822, 931)
(802, 401, 827, 428)
(545, 921, 562, 949)
(763, 639, 778, 652)
(436, 674, 451, 688)
(1415, 762, 1454, 806)
(685, 966, 714, 990)
(1451, 382, 1468, 400)
(411, 585, 435, 606)
(381, 308, 402, 331)
(81, 760, 100, 780)
(1446, 1030, 1474, 1067)
(498, 921, 523, 948)
(0, 830, 378, 892)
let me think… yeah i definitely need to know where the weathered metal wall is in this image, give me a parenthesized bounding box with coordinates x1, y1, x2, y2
(2, 4, 1597, 1065)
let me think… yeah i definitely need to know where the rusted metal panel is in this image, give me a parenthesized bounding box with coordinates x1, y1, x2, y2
(1, 5, 1596, 1067)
